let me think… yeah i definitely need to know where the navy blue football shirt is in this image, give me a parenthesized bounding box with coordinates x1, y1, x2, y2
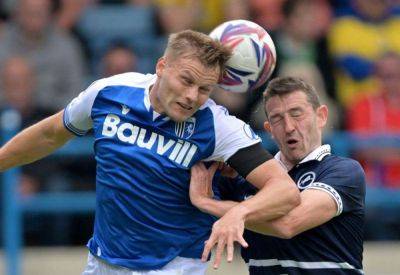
(218, 145, 366, 274)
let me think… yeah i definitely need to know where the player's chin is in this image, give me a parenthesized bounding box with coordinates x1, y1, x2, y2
(170, 108, 197, 122)
(169, 111, 193, 122)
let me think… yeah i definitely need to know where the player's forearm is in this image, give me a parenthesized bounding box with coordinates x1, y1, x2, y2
(194, 197, 238, 217)
(245, 221, 284, 237)
(245, 189, 338, 238)
(230, 177, 300, 224)
(0, 112, 73, 171)
(245, 212, 302, 239)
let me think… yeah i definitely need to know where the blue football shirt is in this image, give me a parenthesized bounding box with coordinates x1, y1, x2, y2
(63, 72, 261, 270)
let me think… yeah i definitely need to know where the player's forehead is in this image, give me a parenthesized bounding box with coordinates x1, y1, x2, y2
(266, 90, 311, 114)
(170, 56, 220, 84)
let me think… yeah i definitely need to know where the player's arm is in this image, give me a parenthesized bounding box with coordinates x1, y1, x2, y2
(0, 111, 74, 172)
(231, 151, 300, 223)
(198, 144, 300, 268)
(247, 189, 337, 238)
(189, 162, 238, 217)
(194, 143, 300, 219)
(190, 164, 336, 238)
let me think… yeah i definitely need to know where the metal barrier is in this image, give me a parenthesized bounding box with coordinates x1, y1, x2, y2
(2, 113, 400, 275)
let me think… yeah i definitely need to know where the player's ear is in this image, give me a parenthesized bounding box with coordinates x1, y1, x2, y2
(316, 105, 328, 128)
(264, 121, 271, 133)
(264, 120, 275, 139)
(156, 57, 166, 77)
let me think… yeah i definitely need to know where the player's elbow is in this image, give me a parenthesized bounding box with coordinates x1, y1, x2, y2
(274, 219, 299, 239)
(276, 225, 297, 239)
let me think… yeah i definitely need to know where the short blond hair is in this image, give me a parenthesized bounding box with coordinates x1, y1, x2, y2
(164, 30, 231, 78)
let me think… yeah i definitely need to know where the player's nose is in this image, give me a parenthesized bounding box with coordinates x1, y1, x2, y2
(185, 86, 199, 103)
(284, 116, 295, 133)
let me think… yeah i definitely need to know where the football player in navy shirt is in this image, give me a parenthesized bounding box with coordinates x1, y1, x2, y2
(190, 77, 365, 274)
(0, 31, 300, 274)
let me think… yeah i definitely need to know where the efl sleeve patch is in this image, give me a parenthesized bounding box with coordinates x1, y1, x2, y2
(306, 182, 343, 216)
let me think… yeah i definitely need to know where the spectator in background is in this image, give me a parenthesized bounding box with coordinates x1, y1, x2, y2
(192, 0, 225, 33)
(0, 57, 51, 140)
(328, 0, 400, 107)
(0, 0, 86, 113)
(0, 56, 51, 197)
(154, 0, 199, 34)
(222, 0, 250, 21)
(154, 0, 251, 35)
(347, 52, 400, 189)
(55, 0, 92, 31)
(251, 0, 338, 132)
(0, 56, 95, 245)
(248, 0, 286, 32)
(101, 43, 138, 77)
(54, 0, 154, 32)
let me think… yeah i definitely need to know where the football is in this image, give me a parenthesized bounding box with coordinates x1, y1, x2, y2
(210, 19, 276, 93)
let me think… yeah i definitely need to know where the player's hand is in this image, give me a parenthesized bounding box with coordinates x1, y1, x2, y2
(202, 207, 249, 269)
(189, 162, 219, 207)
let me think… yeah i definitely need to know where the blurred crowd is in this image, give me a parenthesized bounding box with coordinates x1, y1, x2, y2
(1, 0, 400, 243)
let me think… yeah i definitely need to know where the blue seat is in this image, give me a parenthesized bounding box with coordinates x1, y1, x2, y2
(76, 5, 159, 74)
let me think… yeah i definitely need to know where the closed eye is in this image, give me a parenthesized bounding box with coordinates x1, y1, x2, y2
(181, 76, 193, 86)
(289, 108, 304, 118)
(269, 115, 283, 124)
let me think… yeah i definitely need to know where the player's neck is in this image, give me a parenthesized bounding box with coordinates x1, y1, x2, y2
(149, 83, 164, 114)
(281, 157, 296, 171)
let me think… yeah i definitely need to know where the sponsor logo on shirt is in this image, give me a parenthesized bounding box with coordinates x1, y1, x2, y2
(297, 171, 316, 189)
(102, 114, 197, 167)
(121, 104, 130, 115)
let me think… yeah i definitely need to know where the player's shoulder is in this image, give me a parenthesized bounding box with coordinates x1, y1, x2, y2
(199, 98, 245, 127)
(321, 155, 365, 182)
(200, 98, 240, 121)
(200, 98, 228, 113)
(324, 154, 362, 168)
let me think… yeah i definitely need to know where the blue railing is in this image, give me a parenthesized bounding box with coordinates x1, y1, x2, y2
(0, 110, 95, 275)
(2, 110, 400, 275)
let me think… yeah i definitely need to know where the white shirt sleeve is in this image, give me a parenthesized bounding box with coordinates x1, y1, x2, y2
(63, 79, 105, 136)
(204, 104, 261, 162)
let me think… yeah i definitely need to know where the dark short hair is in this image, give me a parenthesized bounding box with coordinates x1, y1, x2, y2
(263, 77, 321, 118)
(164, 30, 231, 78)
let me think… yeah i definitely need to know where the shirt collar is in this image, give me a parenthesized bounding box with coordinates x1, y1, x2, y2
(274, 144, 331, 170)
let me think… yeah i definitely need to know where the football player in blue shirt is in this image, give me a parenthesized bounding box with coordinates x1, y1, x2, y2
(0, 31, 300, 274)
(190, 76, 365, 274)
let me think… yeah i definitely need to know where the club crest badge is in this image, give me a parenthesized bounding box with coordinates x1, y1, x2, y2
(175, 117, 196, 139)
(297, 171, 316, 189)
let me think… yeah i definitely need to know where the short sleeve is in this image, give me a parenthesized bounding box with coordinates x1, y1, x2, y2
(204, 104, 262, 162)
(63, 79, 105, 136)
(306, 158, 366, 216)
